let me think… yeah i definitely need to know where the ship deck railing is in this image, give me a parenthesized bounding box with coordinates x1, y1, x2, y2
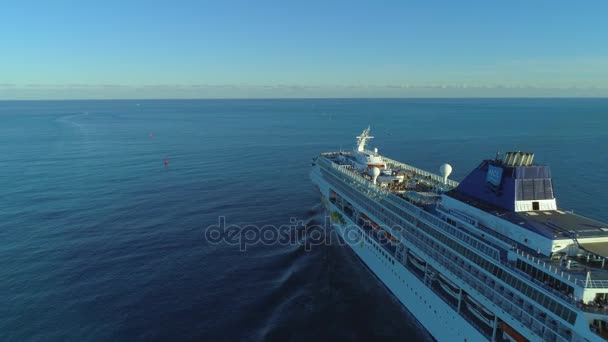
(372, 151, 460, 188)
(506, 261, 577, 300)
(509, 252, 608, 316)
(574, 279, 608, 289)
(515, 250, 580, 285)
(326, 150, 452, 190)
(514, 249, 608, 290)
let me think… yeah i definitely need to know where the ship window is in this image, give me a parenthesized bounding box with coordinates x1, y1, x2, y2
(536, 292, 547, 306)
(527, 286, 535, 297)
(532, 201, 540, 210)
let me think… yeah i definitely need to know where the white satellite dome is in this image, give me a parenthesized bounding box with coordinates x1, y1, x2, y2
(371, 166, 381, 184)
(371, 166, 381, 176)
(440, 163, 453, 184)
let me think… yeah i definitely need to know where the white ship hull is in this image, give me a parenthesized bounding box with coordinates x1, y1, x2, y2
(316, 179, 487, 341)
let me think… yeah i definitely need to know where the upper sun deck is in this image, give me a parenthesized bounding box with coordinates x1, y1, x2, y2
(321, 151, 454, 204)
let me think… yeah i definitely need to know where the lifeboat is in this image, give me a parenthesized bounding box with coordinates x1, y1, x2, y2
(465, 295, 496, 327)
(379, 231, 398, 245)
(329, 190, 338, 203)
(360, 213, 380, 229)
(360, 213, 376, 225)
(437, 274, 460, 299)
(408, 250, 426, 271)
(501, 322, 528, 342)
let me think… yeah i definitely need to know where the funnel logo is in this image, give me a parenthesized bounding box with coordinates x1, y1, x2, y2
(486, 165, 503, 187)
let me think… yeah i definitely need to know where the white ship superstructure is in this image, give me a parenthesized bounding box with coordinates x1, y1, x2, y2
(310, 128, 608, 341)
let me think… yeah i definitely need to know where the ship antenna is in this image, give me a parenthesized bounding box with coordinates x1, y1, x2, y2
(356, 126, 374, 152)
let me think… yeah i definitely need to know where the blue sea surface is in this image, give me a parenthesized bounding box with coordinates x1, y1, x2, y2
(1, 99, 608, 341)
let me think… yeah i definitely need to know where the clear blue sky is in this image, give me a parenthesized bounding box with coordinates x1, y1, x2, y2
(1, 0, 608, 99)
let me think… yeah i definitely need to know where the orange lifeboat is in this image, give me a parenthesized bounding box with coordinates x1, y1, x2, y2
(359, 213, 380, 229)
(360, 213, 371, 221)
(501, 322, 528, 342)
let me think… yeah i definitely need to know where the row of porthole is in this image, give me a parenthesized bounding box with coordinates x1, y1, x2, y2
(342, 210, 470, 337)
(329, 185, 472, 341)
(329, 193, 399, 268)
(359, 226, 397, 267)
(361, 223, 458, 322)
(332, 176, 532, 328)
(354, 222, 469, 340)
(380, 243, 478, 338)
(393, 260, 464, 337)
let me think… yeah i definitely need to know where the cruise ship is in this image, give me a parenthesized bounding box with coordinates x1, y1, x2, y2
(310, 128, 608, 342)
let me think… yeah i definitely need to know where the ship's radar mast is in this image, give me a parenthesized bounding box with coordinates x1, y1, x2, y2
(356, 126, 374, 152)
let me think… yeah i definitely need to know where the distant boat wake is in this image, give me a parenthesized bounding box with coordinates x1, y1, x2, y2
(56, 112, 90, 132)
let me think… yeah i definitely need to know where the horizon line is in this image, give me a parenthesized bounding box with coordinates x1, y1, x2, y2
(2, 96, 608, 102)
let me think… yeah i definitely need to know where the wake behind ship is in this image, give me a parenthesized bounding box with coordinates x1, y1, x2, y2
(310, 128, 608, 342)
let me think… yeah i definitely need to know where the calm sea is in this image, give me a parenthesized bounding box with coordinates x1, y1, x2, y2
(1, 99, 608, 341)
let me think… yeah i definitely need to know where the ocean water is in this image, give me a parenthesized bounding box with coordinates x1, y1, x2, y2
(1, 98, 608, 341)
